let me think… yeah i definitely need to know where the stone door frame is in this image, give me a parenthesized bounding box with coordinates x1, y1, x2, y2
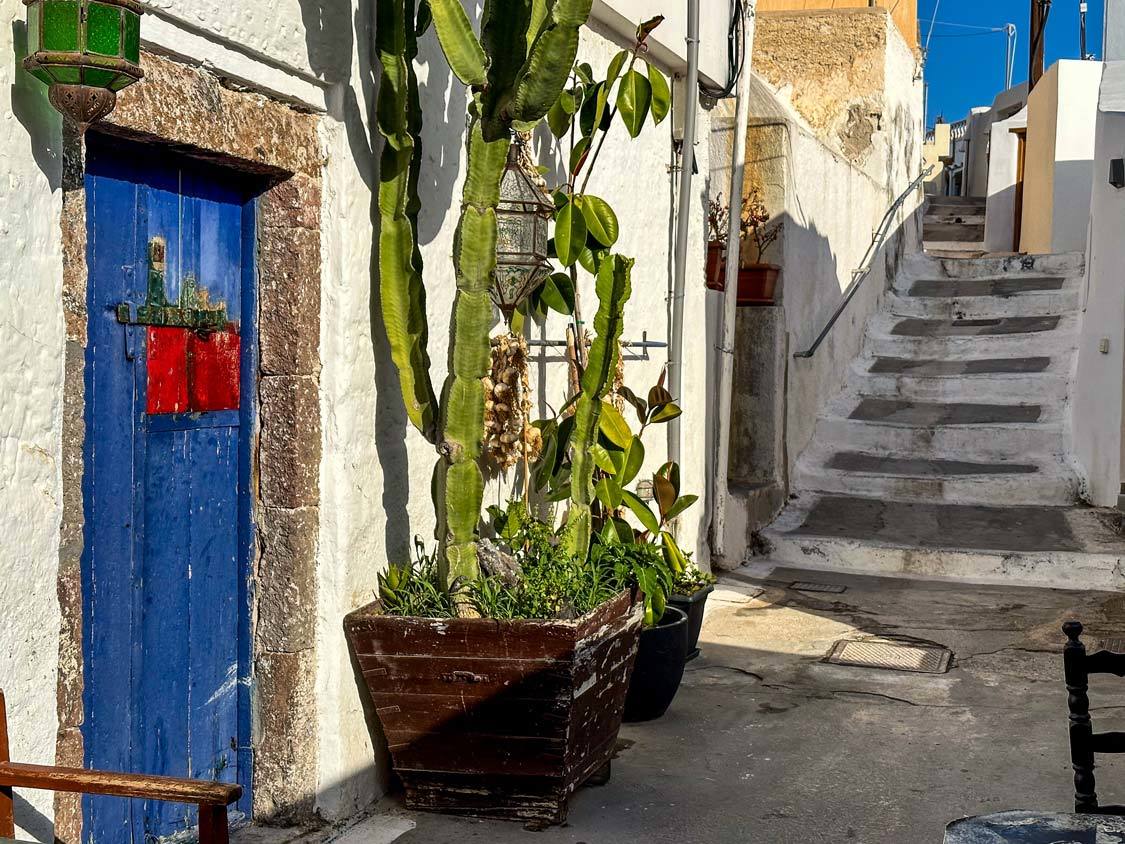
(55, 51, 323, 842)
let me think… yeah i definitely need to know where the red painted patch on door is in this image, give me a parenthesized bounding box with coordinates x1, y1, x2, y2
(189, 330, 240, 412)
(146, 327, 189, 414)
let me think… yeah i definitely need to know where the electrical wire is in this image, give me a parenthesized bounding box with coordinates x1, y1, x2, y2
(699, 0, 745, 100)
(924, 0, 943, 54)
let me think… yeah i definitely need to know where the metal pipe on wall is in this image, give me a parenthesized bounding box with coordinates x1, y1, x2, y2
(709, 3, 755, 565)
(667, 0, 701, 481)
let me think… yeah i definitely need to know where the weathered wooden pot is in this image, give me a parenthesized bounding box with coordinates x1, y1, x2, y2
(343, 591, 642, 825)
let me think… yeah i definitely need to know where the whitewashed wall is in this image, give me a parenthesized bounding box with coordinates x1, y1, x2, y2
(0, 0, 66, 834)
(0, 0, 733, 830)
(1021, 60, 1103, 254)
(1072, 61, 1125, 508)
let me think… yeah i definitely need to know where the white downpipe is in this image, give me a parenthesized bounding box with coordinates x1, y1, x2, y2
(710, 4, 755, 564)
(668, 0, 701, 481)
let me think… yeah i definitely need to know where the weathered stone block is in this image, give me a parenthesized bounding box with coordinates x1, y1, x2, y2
(253, 650, 317, 823)
(260, 376, 320, 509)
(259, 227, 321, 377)
(261, 175, 321, 230)
(109, 54, 322, 178)
(257, 506, 318, 653)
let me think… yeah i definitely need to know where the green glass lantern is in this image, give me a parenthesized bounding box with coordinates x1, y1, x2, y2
(491, 143, 554, 317)
(23, 0, 144, 130)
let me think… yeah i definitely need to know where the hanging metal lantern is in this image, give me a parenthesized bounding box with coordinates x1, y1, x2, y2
(491, 142, 554, 317)
(23, 0, 144, 131)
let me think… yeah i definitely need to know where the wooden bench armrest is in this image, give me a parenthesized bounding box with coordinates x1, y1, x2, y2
(0, 762, 241, 806)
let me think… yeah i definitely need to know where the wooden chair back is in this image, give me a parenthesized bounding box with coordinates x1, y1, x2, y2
(1064, 620, 1125, 814)
(0, 690, 241, 842)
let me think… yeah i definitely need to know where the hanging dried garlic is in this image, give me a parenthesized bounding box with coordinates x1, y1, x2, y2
(483, 332, 542, 473)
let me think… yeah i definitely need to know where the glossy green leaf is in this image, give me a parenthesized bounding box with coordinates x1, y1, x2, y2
(540, 272, 575, 314)
(647, 61, 671, 124)
(664, 493, 699, 523)
(616, 69, 652, 138)
(580, 81, 611, 135)
(622, 436, 645, 485)
(650, 401, 682, 423)
(622, 489, 660, 534)
(590, 443, 617, 474)
(548, 94, 572, 138)
(661, 530, 688, 575)
(577, 194, 619, 247)
(575, 62, 594, 85)
(599, 400, 633, 448)
(554, 201, 587, 266)
(657, 461, 681, 498)
(595, 475, 623, 509)
(606, 50, 629, 86)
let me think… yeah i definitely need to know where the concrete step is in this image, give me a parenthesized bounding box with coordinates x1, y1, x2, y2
(886, 289, 1079, 319)
(924, 222, 986, 242)
(851, 359, 1069, 403)
(763, 495, 1124, 590)
(812, 413, 1065, 459)
(901, 251, 1085, 281)
(924, 213, 985, 226)
(866, 313, 1077, 359)
(794, 448, 1077, 506)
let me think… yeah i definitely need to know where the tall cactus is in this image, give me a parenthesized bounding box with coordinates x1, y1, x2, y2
(376, 0, 592, 594)
(565, 254, 633, 560)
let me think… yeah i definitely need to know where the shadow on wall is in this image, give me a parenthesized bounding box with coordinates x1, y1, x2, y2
(10, 21, 62, 192)
(295, 0, 466, 561)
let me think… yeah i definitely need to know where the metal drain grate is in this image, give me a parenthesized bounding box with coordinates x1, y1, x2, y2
(790, 581, 847, 594)
(825, 639, 952, 674)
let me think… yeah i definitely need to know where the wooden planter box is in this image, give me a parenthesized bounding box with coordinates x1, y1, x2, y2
(343, 592, 642, 824)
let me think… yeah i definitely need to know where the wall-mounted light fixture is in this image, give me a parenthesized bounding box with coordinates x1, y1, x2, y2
(1110, 158, 1125, 190)
(23, 0, 144, 131)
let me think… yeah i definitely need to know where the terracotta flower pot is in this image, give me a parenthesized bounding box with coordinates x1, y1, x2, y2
(343, 592, 642, 825)
(737, 263, 781, 305)
(705, 241, 727, 291)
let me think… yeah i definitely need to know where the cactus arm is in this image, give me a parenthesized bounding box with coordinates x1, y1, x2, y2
(510, 0, 593, 124)
(479, 0, 534, 139)
(427, 0, 488, 86)
(564, 254, 633, 559)
(437, 111, 511, 589)
(376, 0, 439, 442)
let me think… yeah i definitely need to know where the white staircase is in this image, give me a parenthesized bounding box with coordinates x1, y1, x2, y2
(762, 247, 1125, 590)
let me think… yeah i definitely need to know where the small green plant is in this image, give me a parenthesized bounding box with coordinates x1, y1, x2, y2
(672, 563, 715, 597)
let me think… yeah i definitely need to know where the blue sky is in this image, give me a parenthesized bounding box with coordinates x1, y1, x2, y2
(921, 0, 1104, 127)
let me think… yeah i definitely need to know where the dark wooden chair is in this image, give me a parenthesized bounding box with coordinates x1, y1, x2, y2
(0, 691, 241, 843)
(1063, 620, 1125, 814)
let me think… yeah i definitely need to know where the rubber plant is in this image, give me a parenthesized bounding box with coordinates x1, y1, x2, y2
(376, 0, 595, 609)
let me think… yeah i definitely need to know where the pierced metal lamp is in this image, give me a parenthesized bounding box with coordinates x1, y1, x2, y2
(23, 0, 144, 131)
(491, 142, 554, 317)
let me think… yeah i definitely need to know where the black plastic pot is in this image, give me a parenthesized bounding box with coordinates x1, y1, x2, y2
(622, 606, 689, 722)
(669, 583, 714, 662)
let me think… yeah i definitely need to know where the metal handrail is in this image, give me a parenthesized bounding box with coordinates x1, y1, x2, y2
(793, 164, 935, 359)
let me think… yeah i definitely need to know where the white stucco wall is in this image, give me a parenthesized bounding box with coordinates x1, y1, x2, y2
(1, 0, 731, 832)
(1021, 60, 1103, 254)
(0, 0, 65, 835)
(1072, 61, 1125, 507)
(984, 106, 1027, 254)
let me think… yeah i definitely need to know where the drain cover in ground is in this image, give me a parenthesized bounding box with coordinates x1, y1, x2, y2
(825, 639, 952, 674)
(790, 581, 847, 594)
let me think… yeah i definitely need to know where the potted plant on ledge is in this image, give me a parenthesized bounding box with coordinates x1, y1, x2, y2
(345, 4, 684, 826)
(738, 189, 782, 305)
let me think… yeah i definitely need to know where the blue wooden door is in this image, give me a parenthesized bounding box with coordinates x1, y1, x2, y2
(82, 135, 256, 843)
